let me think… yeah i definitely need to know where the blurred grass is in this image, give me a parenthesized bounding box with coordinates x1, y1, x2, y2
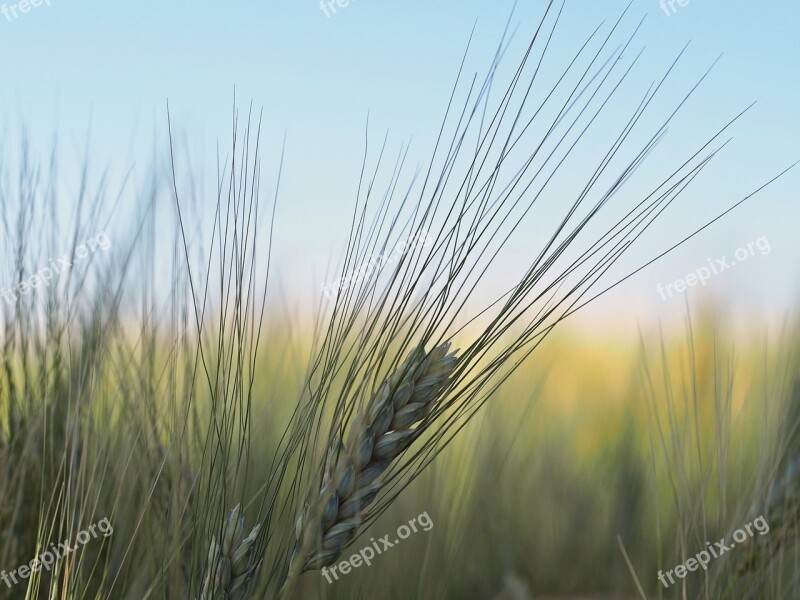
(1, 133, 798, 598)
(279, 316, 796, 599)
(0, 190, 796, 597)
(294, 318, 794, 599)
(1, 282, 798, 598)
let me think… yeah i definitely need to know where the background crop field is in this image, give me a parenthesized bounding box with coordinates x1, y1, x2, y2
(1, 2, 799, 599)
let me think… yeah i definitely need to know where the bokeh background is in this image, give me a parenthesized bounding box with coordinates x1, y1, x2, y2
(1, 2, 800, 599)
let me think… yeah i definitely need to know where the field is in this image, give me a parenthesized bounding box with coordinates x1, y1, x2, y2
(2, 4, 798, 597)
(1, 218, 798, 598)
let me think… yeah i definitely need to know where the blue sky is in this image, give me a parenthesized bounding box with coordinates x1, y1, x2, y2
(1, 0, 798, 334)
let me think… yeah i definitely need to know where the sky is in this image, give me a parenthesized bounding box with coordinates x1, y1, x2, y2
(1, 0, 798, 337)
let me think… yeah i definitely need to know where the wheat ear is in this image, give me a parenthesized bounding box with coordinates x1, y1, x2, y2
(279, 342, 458, 597)
(200, 505, 263, 600)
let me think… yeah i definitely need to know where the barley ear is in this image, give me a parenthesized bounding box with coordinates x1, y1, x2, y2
(279, 342, 457, 597)
(199, 505, 263, 600)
